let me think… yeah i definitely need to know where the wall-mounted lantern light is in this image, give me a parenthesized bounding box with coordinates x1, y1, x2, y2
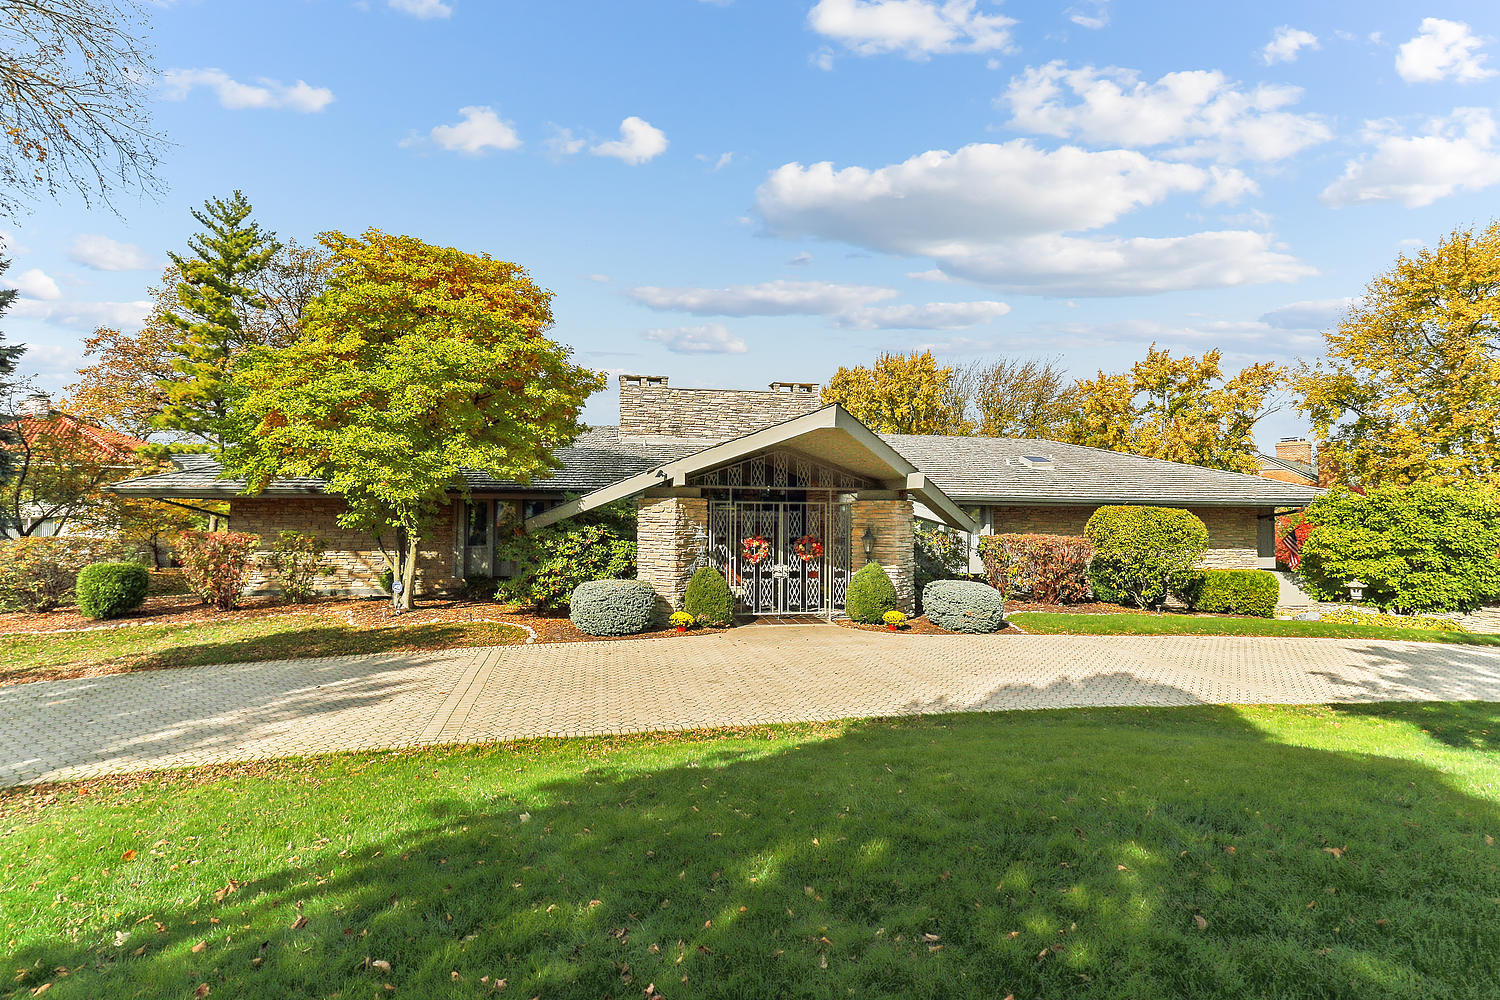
(862, 526, 876, 559)
(1346, 578, 1366, 602)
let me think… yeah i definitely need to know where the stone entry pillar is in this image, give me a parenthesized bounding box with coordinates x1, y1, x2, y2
(636, 491, 709, 611)
(850, 498, 915, 614)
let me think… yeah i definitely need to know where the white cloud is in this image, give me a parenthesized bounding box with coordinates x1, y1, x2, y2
(7, 267, 60, 300)
(1001, 62, 1331, 162)
(629, 279, 897, 316)
(1066, 1, 1109, 30)
(833, 299, 1009, 329)
(810, 47, 836, 71)
(916, 231, 1312, 295)
(644, 323, 747, 354)
(755, 141, 1310, 295)
(591, 117, 668, 164)
(807, 0, 1015, 59)
(1261, 26, 1319, 65)
(1396, 18, 1494, 83)
(389, 0, 451, 19)
(161, 68, 335, 112)
(1259, 298, 1356, 330)
(68, 234, 149, 272)
(11, 297, 151, 329)
(543, 125, 587, 157)
(587, 273, 612, 283)
(425, 106, 522, 154)
(760, 141, 1225, 244)
(788, 251, 814, 266)
(1321, 108, 1500, 207)
(631, 277, 1007, 330)
(907, 268, 954, 282)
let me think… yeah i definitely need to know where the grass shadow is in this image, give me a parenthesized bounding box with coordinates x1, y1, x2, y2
(4, 704, 1499, 998)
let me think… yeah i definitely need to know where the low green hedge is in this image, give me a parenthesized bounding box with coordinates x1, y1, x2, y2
(846, 563, 897, 623)
(684, 566, 735, 626)
(75, 562, 151, 620)
(1178, 569, 1279, 618)
(569, 579, 659, 636)
(922, 579, 1006, 633)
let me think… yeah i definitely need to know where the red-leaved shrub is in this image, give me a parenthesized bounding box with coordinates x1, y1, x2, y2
(175, 531, 259, 610)
(1275, 512, 1314, 570)
(978, 533, 1094, 604)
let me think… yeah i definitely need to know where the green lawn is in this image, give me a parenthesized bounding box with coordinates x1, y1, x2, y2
(0, 616, 529, 685)
(1010, 611, 1500, 646)
(3, 704, 1498, 998)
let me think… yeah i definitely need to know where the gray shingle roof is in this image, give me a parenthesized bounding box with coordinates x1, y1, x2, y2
(110, 424, 1321, 509)
(110, 428, 708, 498)
(882, 434, 1322, 507)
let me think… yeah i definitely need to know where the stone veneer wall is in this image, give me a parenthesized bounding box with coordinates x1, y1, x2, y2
(851, 498, 916, 614)
(231, 497, 464, 597)
(619, 378, 822, 440)
(986, 504, 1263, 569)
(635, 494, 709, 611)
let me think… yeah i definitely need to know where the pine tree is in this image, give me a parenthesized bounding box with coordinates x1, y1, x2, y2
(0, 257, 29, 482)
(159, 191, 280, 448)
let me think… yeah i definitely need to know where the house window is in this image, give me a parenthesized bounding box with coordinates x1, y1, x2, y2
(466, 501, 490, 547)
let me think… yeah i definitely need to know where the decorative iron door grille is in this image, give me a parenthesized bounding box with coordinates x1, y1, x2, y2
(708, 500, 852, 615)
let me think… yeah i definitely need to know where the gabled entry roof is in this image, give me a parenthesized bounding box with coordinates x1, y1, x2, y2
(524, 404, 978, 532)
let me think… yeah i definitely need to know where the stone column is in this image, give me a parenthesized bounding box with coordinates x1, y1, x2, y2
(850, 498, 915, 614)
(635, 492, 709, 611)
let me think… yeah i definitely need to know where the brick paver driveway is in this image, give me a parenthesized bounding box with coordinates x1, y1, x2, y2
(5, 626, 1500, 786)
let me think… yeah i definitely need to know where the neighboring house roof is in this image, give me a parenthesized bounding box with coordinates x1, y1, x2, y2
(12, 412, 148, 463)
(883, 434, 1323, 507)
(1258, 452, 1317, 482)
(110, 420, 1321, 510)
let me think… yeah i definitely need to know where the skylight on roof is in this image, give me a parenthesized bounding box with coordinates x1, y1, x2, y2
(1021, 455, 1056, 470)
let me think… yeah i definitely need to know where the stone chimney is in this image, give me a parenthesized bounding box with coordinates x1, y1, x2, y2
(18, 392, 51, 417)
(768, 381, 820, 395)
(1276, 437, 1313, 467)
(618, 374, 823, 440)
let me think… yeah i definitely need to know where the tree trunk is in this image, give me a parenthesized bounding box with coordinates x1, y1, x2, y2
(397, 528, 420, 611)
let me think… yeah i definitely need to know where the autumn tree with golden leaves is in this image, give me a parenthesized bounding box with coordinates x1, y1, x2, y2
(1063, 346, 1283, 474)
(1294, 222, 1500, 487)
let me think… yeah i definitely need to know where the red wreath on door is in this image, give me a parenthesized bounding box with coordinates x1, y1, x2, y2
(792, 534, 824, 561)
(741, 535, 772, 565)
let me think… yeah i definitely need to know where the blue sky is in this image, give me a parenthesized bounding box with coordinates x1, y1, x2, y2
(5, 0, 1499, 446)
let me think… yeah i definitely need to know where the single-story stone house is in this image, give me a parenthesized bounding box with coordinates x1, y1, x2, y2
(111, 375, 1322, 614)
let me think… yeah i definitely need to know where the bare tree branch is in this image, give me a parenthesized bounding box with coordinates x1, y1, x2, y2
(0, 0, 163, 220)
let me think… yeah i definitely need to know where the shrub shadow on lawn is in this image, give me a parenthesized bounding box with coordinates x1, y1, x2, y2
(7, 703, 1500, 999)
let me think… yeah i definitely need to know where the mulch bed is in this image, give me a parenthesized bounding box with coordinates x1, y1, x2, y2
(837, 616, 1022, 635)
(1003, 600, 1156, 615)
(0, 593, 728, 644)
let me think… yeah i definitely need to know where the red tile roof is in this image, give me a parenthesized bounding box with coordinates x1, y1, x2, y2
(11, 412, 149, 463)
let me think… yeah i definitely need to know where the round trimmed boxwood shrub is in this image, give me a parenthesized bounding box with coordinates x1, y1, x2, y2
(922, 579, 1005, 633)
(569, 579, 659, 636)
(75, 561, 150, 620)
(684, 566, 735, 626)
(1085, 505, 1208, 609)
(845, 563, 897, 623)
(1177, 568, 1279, 618)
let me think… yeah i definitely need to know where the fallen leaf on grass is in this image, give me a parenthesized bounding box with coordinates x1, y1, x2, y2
(290, 916, 308, 930)
(191, 942, 206, 954)
(194, 985, 209, 998)
(1323, 846, 1346, 858)
(1193, 915, 1208, 931)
